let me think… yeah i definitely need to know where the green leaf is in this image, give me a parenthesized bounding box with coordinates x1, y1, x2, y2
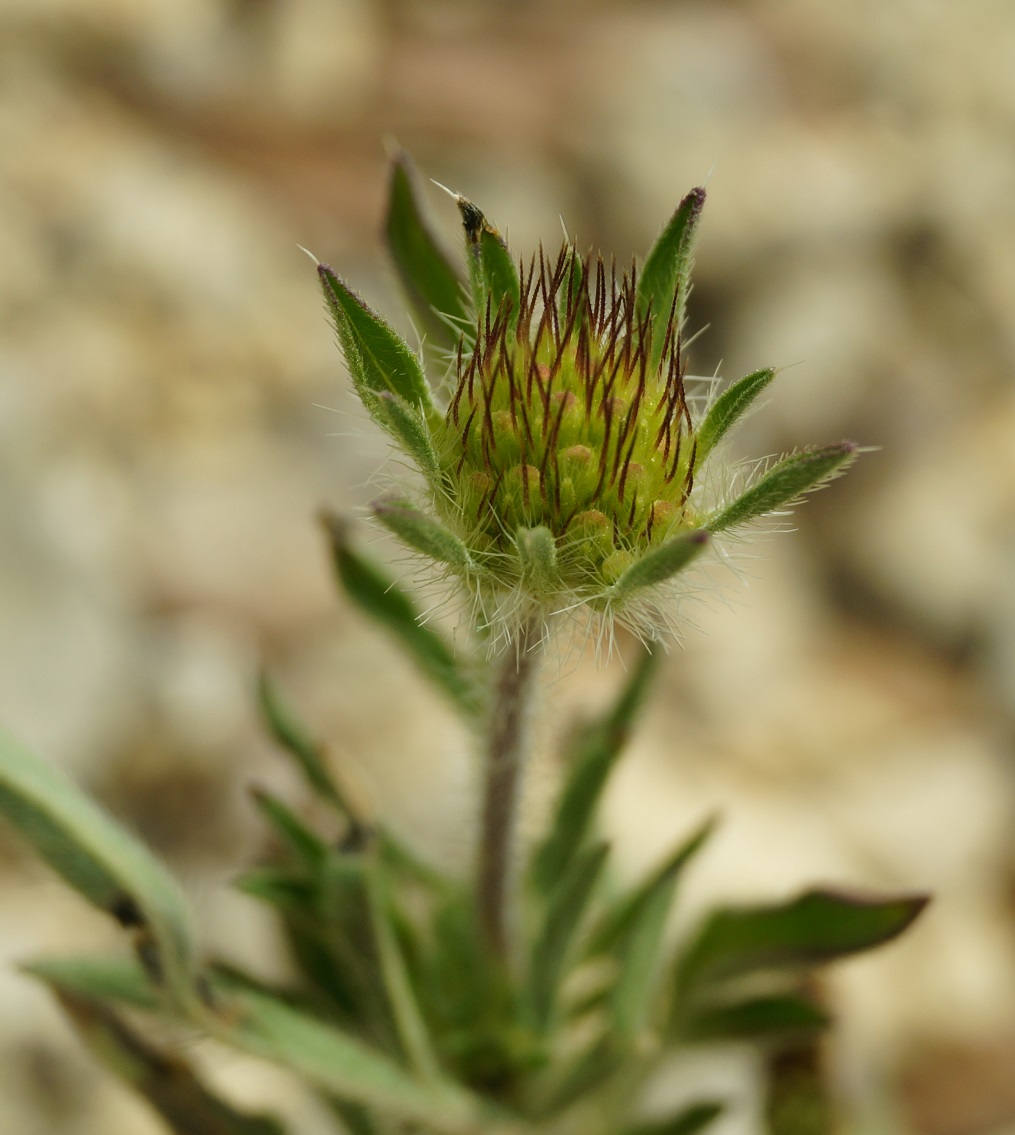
(318, 264, 433, 413)
(680, 992, 830, 1044)
(366, 860, 440, 1081)
(529, 648, 660, 895)
(636, 187, 706, 371)
(56, 993, 288, 1135)
(364, 389, 445, 490)
(234, 868, 315, 913)
(205, 986, 489, 1134)
(257, 672, 357, 819)
(456, 195, 520, 332)
(25, 954, 161, 1013)
(320, 512, 483, 718)
(373, 498, 476, 573)
(706, 443, 858, 533)
(694, 368, 776, 468)
(385, 151, 468, 354)
(675, 888, 930, 994)
(621, 1101, 724, 1135)
(594, 819, 717, 1037)
(526, 842, 610, 1031)
(0, 729, 198, 1010)
(249, 787, 326, 869)
(609, 530, 709, 600)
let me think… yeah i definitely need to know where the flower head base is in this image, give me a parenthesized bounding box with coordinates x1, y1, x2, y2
(319, 154, 857, 644)
(442, 246, 699, 592)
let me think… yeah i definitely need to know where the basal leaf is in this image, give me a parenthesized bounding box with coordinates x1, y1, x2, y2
(529, 648, 660, 896)
(621, 1101, 724, 1135)
(249, 787, 326, 869)
(675, 888, 929, 994)
(25, 954, 161, 1013)
(0, 729, 198, 1010)
(679, 992, 830, 1044)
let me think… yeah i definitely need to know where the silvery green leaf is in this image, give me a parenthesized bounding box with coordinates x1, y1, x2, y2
(373, 498, 475, 573)
(609, 530, 709, 600)
(25, 954, 160, 1013)
(364, 389, 444, 491)
(694, 367, 776, 468)
(318, 265, 434, 414)
(706, 442, 858, 533)
(0, 729, 198, 1010)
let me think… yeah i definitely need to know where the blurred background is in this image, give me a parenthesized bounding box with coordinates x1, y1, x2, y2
(2, 0, 1015, 1132)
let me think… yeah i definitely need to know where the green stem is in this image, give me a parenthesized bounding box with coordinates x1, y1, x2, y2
(477, 615, 543, 959)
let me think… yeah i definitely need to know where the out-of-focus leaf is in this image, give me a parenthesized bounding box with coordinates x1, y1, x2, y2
(621, 1101, 724, 1135)
(609, 530, 709, 600)
(25, 954, 160, 1013)
(597, 819, 717, 1036)
(321, 512, 483, 719)
(636, 187, 706, 370)
(529, 648, 660, 896)
(385, 151, 468, 355)
(0, 729, 198, 1010)
(456, 195, 520, 333)
(366, 860, 440, 1081)
(250, 787, 326, 869)
(319, 265, 433, 413)
(257, 673, 355, 818)
(675, 889, 929, 994)
(706, 443, 857, 533)
(680, 992, 830, 1044)
(57, 993, 288, 1135)
(694, 368, 776, 469)
(526, 842, 610, 1032)
(205, 986, 490, 1134)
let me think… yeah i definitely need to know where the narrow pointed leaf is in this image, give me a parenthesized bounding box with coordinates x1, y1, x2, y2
(457, 196, 520, 332)
(204, 986, 488, 1134)
(57, 993, 288, 1135)
(365, 389, 444, 490)
(373, 498, 475, 573)
(234, 868, 316, 913)
(676, 888, 930, 993)
(636, 187, 706, 370)
(385, 152, 468, 353)
(609, 530, 709, 600)
(250, 787, 326, 868)
(257, 673, 356, 817)
(0, 729, 198, 1009)
(695, 368, 776, 468)
(321, 512, 483, 718)
(527, 842, 610, 1031)
(319, 264, 433, 412)
(530, 647, 660, 895)
(25, 954, 161, 1013)
(366, 861, 440, 1081)
(706, 443, 858, 533)
(588, 818, 716, 958)
(621, 1101, 724, 1135)
(595, 819, 717, 1036)
(680, 992, 830, 1044)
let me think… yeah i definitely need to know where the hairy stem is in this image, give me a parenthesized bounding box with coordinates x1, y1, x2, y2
(477, 615, 543, 959)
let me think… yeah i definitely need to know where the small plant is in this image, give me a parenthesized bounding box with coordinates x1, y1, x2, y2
(0, 153, 926, 1135)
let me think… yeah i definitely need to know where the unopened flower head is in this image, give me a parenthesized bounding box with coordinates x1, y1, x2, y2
(319, 156, 857, 645)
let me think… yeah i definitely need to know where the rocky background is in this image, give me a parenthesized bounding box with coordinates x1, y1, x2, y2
(2, 1, 1015, 1133)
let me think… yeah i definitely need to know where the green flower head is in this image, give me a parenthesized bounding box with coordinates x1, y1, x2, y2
(319, 154, 856, 645)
